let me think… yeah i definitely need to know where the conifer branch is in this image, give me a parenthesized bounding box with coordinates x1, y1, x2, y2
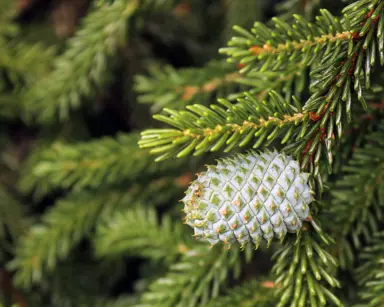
(219, 11, 352, 74)
(355, 232, 384, 307)
(247, 64, 306, 102)
(0, 5, 54, 119)
(22, 0, 139, 123)
(1, 0, 383, 305)
(140, 0, 384, 178)
(136, 61, 305, 113)
(138, 245, 252, 307)
(272, 224, 342, 307)
(197, 1, 384, 179)
(95, 207, 187, 262)
(20, 133, 194, 197)
(135, 61, 243, 112)
(0, 40, 55, 120)
(0, 41, 55, 83)
(330, 120, 384, 268)
(331, 113, 376, 175)
(139, 91, 307, 161)
(207, 279, 276, 307)
(8, 189, 139, 289)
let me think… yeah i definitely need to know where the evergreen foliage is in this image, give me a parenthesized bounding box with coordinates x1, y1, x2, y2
(138, 91, 308, 161)
(207, 279, 276, 306)
(331, 119, 384, 268)
(23, 0, 139, 123)
(9, 190, 132, 288)
(0, 0, 382, 306)
(272, 226, 342, 307)
(135, 60, 243, 112)
(355, 231, 384, 306)
(20, 132, 194, 197)
(95, 206, 187, 262)
(138, 245, 253, 307)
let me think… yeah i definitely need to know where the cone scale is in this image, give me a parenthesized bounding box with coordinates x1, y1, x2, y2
(182, 151, 313, 247)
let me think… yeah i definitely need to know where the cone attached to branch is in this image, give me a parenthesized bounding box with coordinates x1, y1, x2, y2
(182, 151, 313, 248)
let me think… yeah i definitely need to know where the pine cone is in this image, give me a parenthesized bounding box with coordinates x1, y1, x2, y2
(182, 151, 313, 247)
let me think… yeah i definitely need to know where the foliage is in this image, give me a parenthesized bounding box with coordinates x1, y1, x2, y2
(207, 279, 276, 307)
(330, 120, 384, 268)
(137, 244, 253, 307)
(95, 206, 187, 262)
(355, 232, 384, 307)
(20, 132, 194, 198)
(0, 0, 382, 306)
(272, 224, 342, 307)
(23, 0, 139, 123)
(139, 91, 307, 161)
(8, 190, 132, 288)
(135, 60, 243, 112)
(143, 1, 384, 174)
(0, 0, 55, 119)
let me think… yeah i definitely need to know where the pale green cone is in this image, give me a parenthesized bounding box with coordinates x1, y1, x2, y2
(182, 151, 313, 248)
